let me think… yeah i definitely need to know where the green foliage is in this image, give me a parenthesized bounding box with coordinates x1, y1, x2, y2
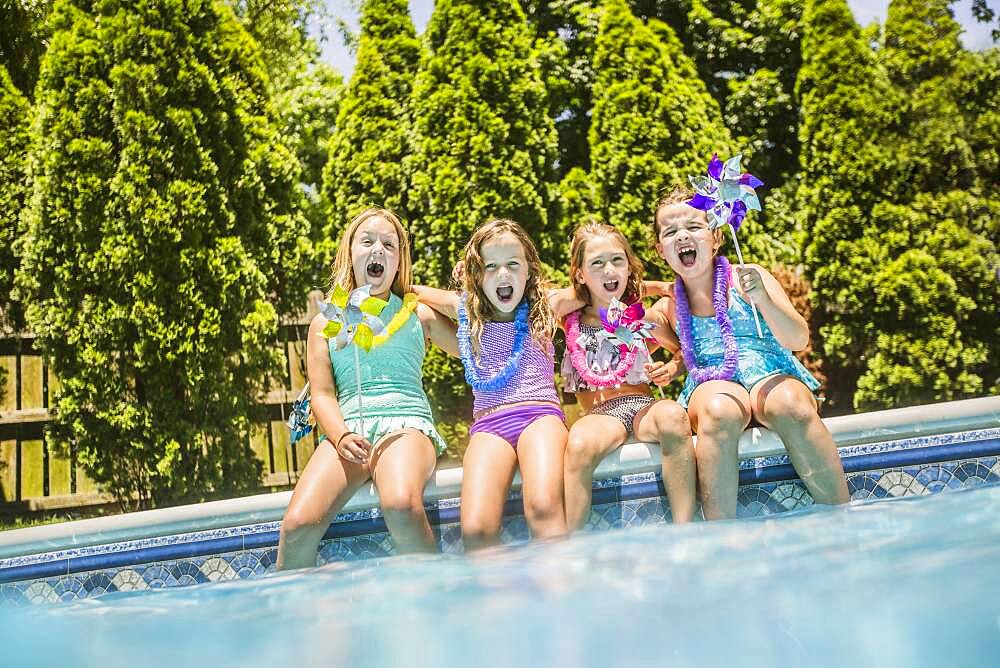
(407, 0, 559, 447)
(230, 0, 328, 85)
(852, 193, 999, 409)
(14, 0, 307, 509)
(799, 0, 1000, 411)
(0, 65, 30, 335)
(232, 0, 343, 292)
(273, 53, 343, 289)
(322, 0, 420, 261)
(0, 0, 54, 96)
(588, 0, 733, 278)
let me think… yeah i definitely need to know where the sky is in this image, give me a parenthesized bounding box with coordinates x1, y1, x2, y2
(313, 0, 997, 77)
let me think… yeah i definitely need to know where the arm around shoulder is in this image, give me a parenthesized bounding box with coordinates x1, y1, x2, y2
(412, 284, 460, 320)
(418, 302, 460, 357)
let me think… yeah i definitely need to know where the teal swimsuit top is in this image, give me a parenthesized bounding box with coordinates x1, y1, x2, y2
(676, 286, 820, 408)
(328, 292, 434, 424)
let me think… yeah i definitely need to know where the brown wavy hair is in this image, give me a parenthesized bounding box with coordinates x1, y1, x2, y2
(652, 186, 696, 239)
(461, 219, 555, 354)
(328, 208, 412, 297)
(568, 222, 644, 306)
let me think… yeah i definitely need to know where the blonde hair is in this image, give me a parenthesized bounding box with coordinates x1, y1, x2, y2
(462, 219, 555, 352)
(568, 222, 644, 306)
(328, 208, 412, 297)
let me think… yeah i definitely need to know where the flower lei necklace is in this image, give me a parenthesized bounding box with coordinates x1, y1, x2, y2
(457, 294, 530, 392)
(565, 311, 639, 388)
(370, 292, 418, 347)
(674, 256, 739, 383)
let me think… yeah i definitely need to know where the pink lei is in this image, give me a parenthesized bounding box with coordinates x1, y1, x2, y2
(564, 310, 639, 388)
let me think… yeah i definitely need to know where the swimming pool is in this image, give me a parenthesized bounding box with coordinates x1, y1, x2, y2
(2, 481, 999, 666)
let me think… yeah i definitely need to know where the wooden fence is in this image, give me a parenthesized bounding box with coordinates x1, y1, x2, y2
(0, 306, 321, 514)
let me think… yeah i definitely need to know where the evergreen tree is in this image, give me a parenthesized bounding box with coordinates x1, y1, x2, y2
(14, 0, 306, 509)
(797, 0, 902, 412)
(0, 65, 29, 336)
(0, 0, 54, 96)
(274, 50, 343, 289)
(407, 0, 558, 456)
(800, 0, 999, 410)
(323, 0, 420, 256)
(589, 0, 733, 277)
(408, 0, 558, 285)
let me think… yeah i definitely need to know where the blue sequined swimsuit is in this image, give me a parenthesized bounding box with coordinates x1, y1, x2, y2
(676, 287, 820, 408)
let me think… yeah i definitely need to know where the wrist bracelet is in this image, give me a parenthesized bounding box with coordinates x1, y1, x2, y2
(335, 430, 358, 447)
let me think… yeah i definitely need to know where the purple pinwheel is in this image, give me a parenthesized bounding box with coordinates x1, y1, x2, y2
(688, 153, 765, 337)
(688, 153, 763, 232)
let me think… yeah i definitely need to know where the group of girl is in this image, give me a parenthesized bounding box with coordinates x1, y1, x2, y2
(276, 191, 851, 570)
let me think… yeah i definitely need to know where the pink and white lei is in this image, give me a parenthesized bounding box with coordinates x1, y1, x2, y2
(564, 298, 654, 388)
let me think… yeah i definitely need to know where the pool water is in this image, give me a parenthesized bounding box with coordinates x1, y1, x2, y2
(4, 483, 1000, 667)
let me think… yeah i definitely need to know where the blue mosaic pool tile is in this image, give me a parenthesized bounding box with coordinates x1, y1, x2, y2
(499, 516, 530, 544)
(438, 524, 463, 555)
(169, 561, 210, 586)
(53, 575, 86, 602)
(1, 583, 28, 605)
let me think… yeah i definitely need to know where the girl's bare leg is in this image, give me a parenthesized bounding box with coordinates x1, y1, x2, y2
(369, 429, 439, 553)
(460, 432, 518, 551)
(277, 440, 370, 570)
(750, 375, 850, 505)
(634, 399, 697, 523)
(563, 414, 628, 531)
(517, 415, 569, 540)
(687, 380, 752, 520)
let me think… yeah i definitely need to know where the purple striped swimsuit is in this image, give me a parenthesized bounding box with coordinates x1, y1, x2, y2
(467, 319, 564, 447)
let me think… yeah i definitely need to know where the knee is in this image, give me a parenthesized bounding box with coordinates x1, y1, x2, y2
(697, 395, 747, 435)
(648, 401, 691, 443)
(564, 431, 599, 470)
(761, 385, 817, 428)
(379, 486, 427, 521)
(461, 515, 500, 547)
(523, 490, 563, 524)
(280, 505, 327, 544)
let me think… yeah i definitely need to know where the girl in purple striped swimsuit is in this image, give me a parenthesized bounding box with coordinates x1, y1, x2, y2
(416, 219, 583, 550)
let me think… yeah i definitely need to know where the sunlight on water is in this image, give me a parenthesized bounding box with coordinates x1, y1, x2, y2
(5, 485, 1000, 667)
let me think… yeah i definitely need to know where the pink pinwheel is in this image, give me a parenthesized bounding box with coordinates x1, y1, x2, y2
(597, 297, 656, 360)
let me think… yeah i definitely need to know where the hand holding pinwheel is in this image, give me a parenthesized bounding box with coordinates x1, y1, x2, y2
(688, 153, 765, 336)
(317, 284, 389, 461)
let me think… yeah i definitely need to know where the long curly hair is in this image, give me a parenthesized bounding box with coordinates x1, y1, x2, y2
(328, 207, 412, 297)
(461, 219, 555, 354)
(568, 222, 644, 306)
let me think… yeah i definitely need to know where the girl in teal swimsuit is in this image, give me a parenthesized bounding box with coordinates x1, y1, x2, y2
(277, 208, 458, 570)
(650, 188, 850, 520)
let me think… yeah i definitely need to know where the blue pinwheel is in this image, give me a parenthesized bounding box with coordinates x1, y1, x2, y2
(287, 383, 314, 446)
(688, 153, 765, 336)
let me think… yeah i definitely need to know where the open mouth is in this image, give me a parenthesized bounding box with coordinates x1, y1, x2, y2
(677, 247, 697, 268)
(602, 279, 620, 293)
(496, 285, 514, 303)
(366, 261, 384, 279)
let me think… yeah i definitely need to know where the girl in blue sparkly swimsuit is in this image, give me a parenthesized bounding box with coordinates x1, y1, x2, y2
(651, 188, 850, 519)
